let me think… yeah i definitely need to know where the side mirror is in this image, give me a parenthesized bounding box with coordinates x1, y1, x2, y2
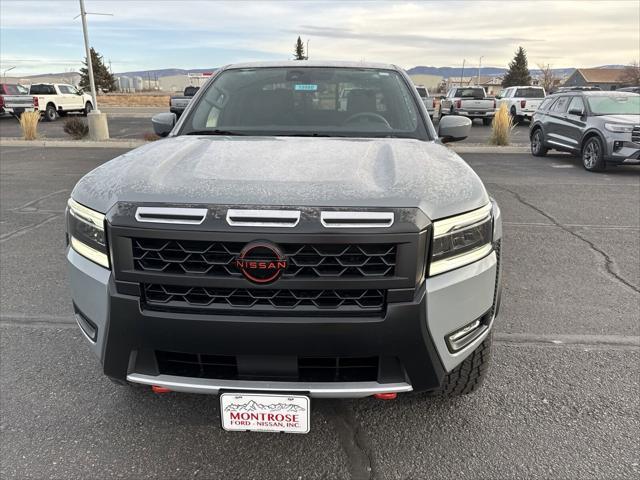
(438, 115, 471, 143)
(495, 95, 502, 100)
(151, 112, 176, 137)
(568, 108, 584, 117)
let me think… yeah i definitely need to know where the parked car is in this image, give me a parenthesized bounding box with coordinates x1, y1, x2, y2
(439, 87, 496, 125)
(66, 61, 502, 433)
(29, 83, 94, 121)
(529, 90, 640, 171)
(0, 83, 34, 117)
(552, 86, 602, 93)
(169, 85, 200, 117)
(415, 85, 436, 119)
(618, 86, 640, 94)
(496, 86, 546, 123)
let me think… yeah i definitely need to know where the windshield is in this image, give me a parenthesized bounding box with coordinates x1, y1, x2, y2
(454, 88, 485, 99)
(181, 67, 428, 139)
(515, 87, 545, 98)
(587, 95, 640, 115)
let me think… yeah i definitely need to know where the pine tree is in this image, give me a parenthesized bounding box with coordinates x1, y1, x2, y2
(294, 37, 306, 60)
(79, 47, 116, 92)
(502, 46, 531, 87)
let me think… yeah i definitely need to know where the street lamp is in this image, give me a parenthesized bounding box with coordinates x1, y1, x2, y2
(477, 56, 484, 86)
(74, 0, 112, 140)
(3, 66, 16, 82)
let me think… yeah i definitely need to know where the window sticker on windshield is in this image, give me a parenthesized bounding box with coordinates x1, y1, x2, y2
(294, 84, 318, 91)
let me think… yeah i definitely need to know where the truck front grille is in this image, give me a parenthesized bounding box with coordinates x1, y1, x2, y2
(133, 239, 397, 278)
(632, 126, 640, 143)
(143, 283, 385, 314)
(156, 351, 381, 382)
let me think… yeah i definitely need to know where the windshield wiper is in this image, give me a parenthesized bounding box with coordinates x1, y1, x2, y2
(185, 129, 246, 136)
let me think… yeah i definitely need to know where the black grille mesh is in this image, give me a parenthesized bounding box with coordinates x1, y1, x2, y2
(132, 239, 396, 278)
(143, 284, 385, 313)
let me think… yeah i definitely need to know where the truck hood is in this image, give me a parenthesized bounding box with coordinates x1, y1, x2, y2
(71, 136, 489, 220)
(596, 114, 640, 124)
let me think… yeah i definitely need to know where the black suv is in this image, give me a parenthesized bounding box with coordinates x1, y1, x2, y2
(529, 91, 640, 171)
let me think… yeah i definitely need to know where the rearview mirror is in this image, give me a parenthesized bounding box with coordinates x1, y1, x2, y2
(438, 115, 471, 143)
(151, 112, 176, 137)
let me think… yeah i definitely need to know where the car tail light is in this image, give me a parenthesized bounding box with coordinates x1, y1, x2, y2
(0, 96, 4, 108)
(493, 99, 497, 108)
(455, 99, 462, 109)
(432, 98, 436, 108)
(33, 96, 39, 108)
(521, 100, 526, 108)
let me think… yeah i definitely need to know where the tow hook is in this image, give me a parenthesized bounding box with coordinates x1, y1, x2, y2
(373, 392, 397, 400)
(151, 385, 172, 394)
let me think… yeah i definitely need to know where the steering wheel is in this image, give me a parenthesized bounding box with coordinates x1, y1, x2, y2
(343, 112, 392, 129)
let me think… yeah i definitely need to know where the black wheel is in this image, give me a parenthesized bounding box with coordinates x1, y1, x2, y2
(483, 118, 493, 126)
(582, 136, 606, 172)
(83, 102, 93, 116)
(530, 128, 548, 157)
(436, 333, 493, 397)
(44, 104, 57, 122)
(510, 106, 522, 124)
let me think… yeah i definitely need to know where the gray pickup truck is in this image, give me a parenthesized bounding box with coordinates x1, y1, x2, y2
(440, 87, 496, 125)
(67, 61, 502, 433)
(169, 85, 200, 117)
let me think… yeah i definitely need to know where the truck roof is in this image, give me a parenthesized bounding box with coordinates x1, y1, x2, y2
(223, 60, 399, 70)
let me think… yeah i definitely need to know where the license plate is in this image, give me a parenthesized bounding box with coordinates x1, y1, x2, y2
(220, 393, 310, 434)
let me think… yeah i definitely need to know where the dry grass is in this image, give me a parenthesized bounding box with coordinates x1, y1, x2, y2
(489, 103, 514, 146)
(143, 132, 161, 142)
(98, 94, 170, 107)
(18, 111, 40, 140)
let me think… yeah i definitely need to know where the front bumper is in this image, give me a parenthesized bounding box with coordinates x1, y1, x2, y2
(68, 247, 500, 397)
(605, 139, 640, 165)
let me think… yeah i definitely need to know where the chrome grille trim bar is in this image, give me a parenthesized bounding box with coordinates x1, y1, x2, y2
(127, 373, 413, 398)
(135, 207, 207, 225)
(226, 209, 300, 227)
(320, 211, 394, 228)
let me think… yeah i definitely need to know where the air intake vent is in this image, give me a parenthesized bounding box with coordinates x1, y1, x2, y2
(226, 209, 300, 227)
(321, 211, 394, 228)
(135, 207, 207, 225)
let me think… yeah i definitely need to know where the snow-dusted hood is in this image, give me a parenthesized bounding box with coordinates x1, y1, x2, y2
(71, 136, 489, 220)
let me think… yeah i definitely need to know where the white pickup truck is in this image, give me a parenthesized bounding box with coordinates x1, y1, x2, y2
(415, 85, 437, 119)
(496, 86, 545, 123)
(439, 87, 496, 125)
(29, 83, 94, 121)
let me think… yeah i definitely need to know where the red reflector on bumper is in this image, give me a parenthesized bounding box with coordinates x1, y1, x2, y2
(152, 385, 172, 394)
(373, 392, 397, 400)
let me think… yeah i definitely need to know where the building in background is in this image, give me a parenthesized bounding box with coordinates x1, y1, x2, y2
(408, 74, 443, 91)
(562, 68, 626, 91)
(158, 72, 216, 92)
(443, 76, 503, 95)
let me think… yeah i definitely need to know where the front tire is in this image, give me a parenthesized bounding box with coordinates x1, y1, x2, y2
(531, 128, 548, 156)
(83, 102, 93, 116)
(44, 104, 57, 122)
(582, 137, 606, 172)
(483, 118, 493, 126)
(436, 333, 493, 397)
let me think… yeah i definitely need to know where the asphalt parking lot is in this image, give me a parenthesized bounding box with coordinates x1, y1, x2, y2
(0, 112, 531, 145)
(1, 145, 638, 479)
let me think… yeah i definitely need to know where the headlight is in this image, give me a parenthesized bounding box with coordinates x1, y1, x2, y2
(604, 123, 633, 133)
(67, 198, 109, 268)
(429, 203, 493, 276)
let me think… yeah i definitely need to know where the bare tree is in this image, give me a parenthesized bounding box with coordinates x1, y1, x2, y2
(536, 63, 560, 92)
(618, 60, 640, 85)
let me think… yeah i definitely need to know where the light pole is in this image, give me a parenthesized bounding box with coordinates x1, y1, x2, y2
(306, 39, 310, 60)
(3, 66, 16, 82)
(75, 0, 111, 140)
(477, 56, 484, 85)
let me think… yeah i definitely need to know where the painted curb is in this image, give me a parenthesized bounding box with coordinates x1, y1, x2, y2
(0, 138, 146, 149)
(0, 138, 530, 154)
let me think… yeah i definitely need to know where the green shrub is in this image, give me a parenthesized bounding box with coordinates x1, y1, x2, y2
(63, 117, 89, 140)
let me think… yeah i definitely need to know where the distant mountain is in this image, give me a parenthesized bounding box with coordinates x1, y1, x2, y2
(407, 65, 625, 79)
(115, 68, 218, 78)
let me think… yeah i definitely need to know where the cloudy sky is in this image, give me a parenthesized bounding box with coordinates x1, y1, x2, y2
(1, 0, 638, 75)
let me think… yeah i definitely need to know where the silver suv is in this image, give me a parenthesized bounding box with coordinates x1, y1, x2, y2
(529, 91, 640, 171)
